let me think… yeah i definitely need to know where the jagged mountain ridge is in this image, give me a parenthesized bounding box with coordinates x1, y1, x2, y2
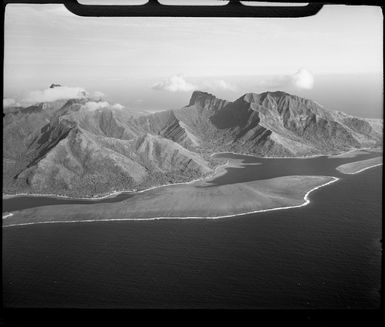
(3, 90, 382, 196)
(175, 90, 382, 156)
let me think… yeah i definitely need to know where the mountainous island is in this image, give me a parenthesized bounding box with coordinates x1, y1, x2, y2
(3, 89, 382, 198)
(2, 88, 383, 226)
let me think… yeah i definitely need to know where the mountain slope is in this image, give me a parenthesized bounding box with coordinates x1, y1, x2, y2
(3, 99, 214, 196)
(175, 91, 382, 156)
(3, 89, 382, 196)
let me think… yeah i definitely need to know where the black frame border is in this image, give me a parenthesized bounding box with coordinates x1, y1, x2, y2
(0, 0, 383, 326)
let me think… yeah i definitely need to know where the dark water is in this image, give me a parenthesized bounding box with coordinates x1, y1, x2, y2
(2, 154, 382, 308)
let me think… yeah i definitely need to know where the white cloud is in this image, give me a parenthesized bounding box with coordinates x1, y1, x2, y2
(23, 86, 88, 104)
(255, 68, 314, 90)
(81, 101, 110, 111)
(152, 74, 196, 92)
(111, 103, 124, 110)
(6, 85, 125, 111)
(292, 68, 314, 89)
(3, 98, 19, 107)
(203, 79, 237, 91)
(81, 101, 124, 111)
(91, 91, 106, 100)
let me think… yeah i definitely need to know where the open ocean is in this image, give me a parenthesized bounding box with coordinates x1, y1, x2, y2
(2, 155, 382, 308)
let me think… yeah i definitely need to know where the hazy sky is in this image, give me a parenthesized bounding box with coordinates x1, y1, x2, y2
(3, 3, 383, 117)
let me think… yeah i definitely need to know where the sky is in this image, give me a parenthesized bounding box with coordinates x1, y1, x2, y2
(3, 3, 383, 117)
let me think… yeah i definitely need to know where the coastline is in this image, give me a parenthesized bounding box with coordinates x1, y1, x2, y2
(2, 159, 235, 202)
(3, 148, 383, 226)
(338, 163, 383, 175)
(336, 156, 383, 175)
(211, 151, 326, 160)
(3, 177, 339, 228)
(3, 147, 380, 201)
(211, 147, 381, 160)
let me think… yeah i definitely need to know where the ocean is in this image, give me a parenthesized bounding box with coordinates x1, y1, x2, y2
(2, 154, 382, 308)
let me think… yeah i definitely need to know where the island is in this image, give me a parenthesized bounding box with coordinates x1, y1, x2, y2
(2, 89, 383, 227)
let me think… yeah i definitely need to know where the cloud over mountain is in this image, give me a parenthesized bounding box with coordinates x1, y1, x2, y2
(91, 91, 106, 101)
(203, 79, 237, 91)
(82, 101, 110, 111)
(23, 86, 88, 104)
(292, 68, 314, 89)
(256, 68, 314, 90)
(3, 98, 19, 107)
(5, 85, 124, 111)
(82, 101, 124, 111)
(152, 74, 196, 92)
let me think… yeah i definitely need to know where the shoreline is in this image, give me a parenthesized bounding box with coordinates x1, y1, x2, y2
(339, 163, 383, 175)
(2, 160, 235, 202)
(3, 177, 339, 228)
(336, 155, 382, 175)
(211, 151, 326, 160)
(2, 146, 381, 202)
(211, 147, 381, 160)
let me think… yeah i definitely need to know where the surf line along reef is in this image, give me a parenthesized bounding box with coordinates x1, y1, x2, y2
(4, 172, 341, 227)
(4, 151, 382, 227)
